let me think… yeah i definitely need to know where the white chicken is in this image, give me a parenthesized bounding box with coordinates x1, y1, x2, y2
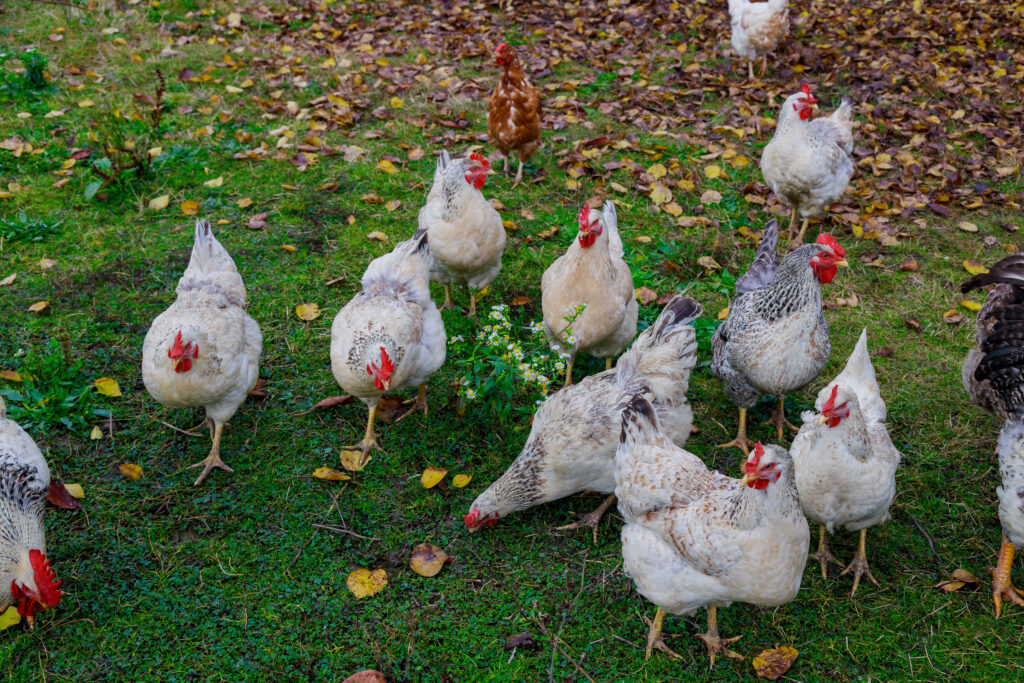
(142, 219, 263, 485)
(541, 201, 637, 385)
(464, 296, 701, 540)
(0, 397, 63, 628)
(761, 84, 854, 245)
(616, 395, 808, 664)
(418, 151, 504, 316)
(330, 229, 445, 461)
(790, 329, 900, 595)
(728, 0, 789, 79)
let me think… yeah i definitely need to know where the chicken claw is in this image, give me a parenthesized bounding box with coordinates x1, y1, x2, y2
(992, 535, 1024, 618)
(811, 524, 839, 579)
(556, 494, 616, 544)
(695, 606, 744, 668)
(717, 407, 752, 454)
(839, 528, 879, 596)
(189, 421, 232, 486)
(397, 385, 429, 422)
(644, 608, 683, 661)
(764, 396, 798, 441)
(439, 285, 455, 312)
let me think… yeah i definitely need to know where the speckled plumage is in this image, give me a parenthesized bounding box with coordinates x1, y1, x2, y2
(418, 152, 505, 292)
(728, 0, 789, 61)
(712, 240, 834, 409)
(467, 296, 701, 523)
(791, 330, 900, 534)
(761, 91, 854, 220)
(142, 220, 262, 425)
(542, 201, 638, 362)
(616, 396, 809, 617)
(330, 230, 446, 410)
(0, 397, 51, 612)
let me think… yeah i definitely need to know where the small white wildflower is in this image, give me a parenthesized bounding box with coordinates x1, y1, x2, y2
(465, 388, 477, 400)
(555, 361, 565, 370)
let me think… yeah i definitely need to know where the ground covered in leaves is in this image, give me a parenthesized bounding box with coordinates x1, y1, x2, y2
(1, 0, 1023, 680)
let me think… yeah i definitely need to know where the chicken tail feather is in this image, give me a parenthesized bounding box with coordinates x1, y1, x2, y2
(962, 257, 1024, 294)
(615, 296, 701, 397)
(620, 394, 661, 448)
(734, 219, 780, 294)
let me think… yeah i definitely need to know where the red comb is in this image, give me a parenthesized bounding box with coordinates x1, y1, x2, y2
(743, 442, 765, 476)
(577, 205, 590, 231)
(169, 330, 183, 358)
(822, 384, 839, 413)
(29, 550, 61, 608)
(470, 152, 490, 169)
(495, 42, 508, 55)
(379, 347, 393, 375)
(800, 83, 819, 104)
(816, 232, 845, 258)
(463, 509, 479, 527)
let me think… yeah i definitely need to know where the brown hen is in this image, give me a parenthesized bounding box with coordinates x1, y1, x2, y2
(487, 42, 541, 187)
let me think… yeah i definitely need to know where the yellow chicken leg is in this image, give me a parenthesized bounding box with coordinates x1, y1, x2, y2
(513, 159, 524, 188)
(993, 534, 1024, 617)
(695, 605, 744, 668)
(439, 285, 454, 312)
(747, 60, 754, 80)
(839, 528, 879, 596)
(468, 291, 477, 317)
(793, 218, 810, 247)
(811, 524, 839, 579)
(564, 357, 574, 386)
(189, 420, 233, 486)
(787, 206, 798, 239)
(398, 384, 429, 422)
(718, 407, 752, 454)
(347, 403, 380, 466)
(765, 396, 798, 441)
(644, 607, 682, 660)
(605, 357, 613, 371)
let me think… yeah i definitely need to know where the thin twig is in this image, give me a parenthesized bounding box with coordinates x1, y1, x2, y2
(157, 420, 204, 437)
(907, 511, 943, 574)
(31, 0, 86, 8)
(535, 618, 598, 683)
(311, 523, 378, 542)
(284, 528, 318, 579)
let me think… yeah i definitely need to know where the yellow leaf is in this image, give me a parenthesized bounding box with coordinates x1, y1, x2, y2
(148, 146, 162, 158)
(700, 189, 722, 205)
(752, 645, 798, 680)
(420, 466, 448, 489)
(225, 85, 243, 94)
(237, 197, 253, 208)
(203, 176, 224, 188)
(366, 231, 388, 242)
(633, 235, 652, 244)
(148, 194, 170, 210)
(697, 255, 721, 271)
(0, 606, 20, 631)
(452, 474, 472, 488)
(647, 163, 667, 179)
(78, 99, 94, 108)
(281, 244, 298, 252)
(963, 260, 989, 276)
(730, 155, 750, 169)
(961, 300, 982, 312)
(119, 463, 143, 480)
(312, 467, 351, 481)
(0, 273, 15, 286)
(180, 200, 199, 216)
(390, 96, 404, 109)
(321, 57, 336, 68)
(0, 370, 22, 382)
(663, 202, 683, 217)
(376, 159, 399, 174)
(958, 221, 978, 233)
(718, 307, 730, 320)
(28, 301, 49, 313)
(295, 303, 321, 321)
(385, 200, 401, 211)
(346, 568, 388, 599)
(90, 425, 103, 440)
(409, 543, 451, 577)
(340, 449, 371, 472)
(94, 377, 123, 397)
(64, 483, 85, 498)
(704, 164, 723, 179)
(281, 184, 299, 191)
(649, 182, 672, 205)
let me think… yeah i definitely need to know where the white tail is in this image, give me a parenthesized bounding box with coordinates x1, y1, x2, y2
(603, 200, 624, 258)
(824, 328, 886, 423)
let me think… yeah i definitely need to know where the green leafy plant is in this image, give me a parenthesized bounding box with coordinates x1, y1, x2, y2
(0, 47, 53, 101)
(0, 340, 110, 435)
(451, 304, 581, 419)
(0, 211, 62, 243)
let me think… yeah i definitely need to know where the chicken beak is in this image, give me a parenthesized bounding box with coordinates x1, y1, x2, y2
(836, 259, 850, 268)
(818, 414, 829, 425)
(24, 613, 35, 629)
(466, 525, 480, 534)
(739, 473, 753, 487)
(382, 379, 391, 391)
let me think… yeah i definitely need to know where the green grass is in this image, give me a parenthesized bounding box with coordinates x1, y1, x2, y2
(1, 0, 1024, 680)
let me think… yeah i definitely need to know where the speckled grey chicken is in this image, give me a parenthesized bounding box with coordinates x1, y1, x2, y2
(961, 254, 1024, 616)
(712, 223, 848, 453)
(0, 397, 62, 628)
(464, 296, 701, 540)
(761, 85, 854, 245)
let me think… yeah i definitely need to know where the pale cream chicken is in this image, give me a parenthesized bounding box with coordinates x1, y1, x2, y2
(728, 0, 789, 79)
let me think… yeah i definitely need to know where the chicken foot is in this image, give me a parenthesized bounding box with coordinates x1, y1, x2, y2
(189, 421, 233, 486)
(811, 524, 840, 579)
(439, 285, 454, 312)
(397, 384, 429, 422)
(512, 159, 524, 188)
(605, 358, 613, 371)
(717, 407, 752, 454)
(643, 607, 683, 660)
(839, 528, 879, 596)
(747, 59, 755, 81)
(695, 605, 744, 668)
(759, 54, 767, 76)
(992, 534, 1024, 617)
(347, 403, 381, 465)
(764, 396, 799, 441)
(564, 357, 575, 386)
(468, 291, 478, 317)
(556, 494, 617, 544)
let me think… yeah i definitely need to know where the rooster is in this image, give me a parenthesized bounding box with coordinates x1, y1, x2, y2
(418, 151, 504, 316)
(488, 42, 542, 187)
(541, 201, 637, 385)
(790, 330, 901, 595)
(712, 222, 848, 453)
(728, 0, 789, 79)
(0, 397, 63, 628)
(616, 395, 808, 664)
(142, 219, 263, 485)
(330, 230, 446, 460)
(961, 254, 1024, 615)
(761, 84, 854, 245)
(464, 296, 701, 540)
